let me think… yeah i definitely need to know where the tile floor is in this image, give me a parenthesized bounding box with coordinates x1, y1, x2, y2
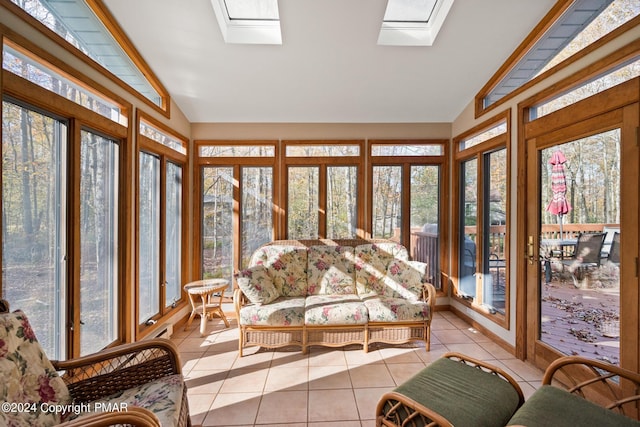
(172, 311, 545, 427)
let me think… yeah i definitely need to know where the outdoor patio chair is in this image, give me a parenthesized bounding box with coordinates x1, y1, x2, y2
(607, 231, 620, 265)
(560, 232, 606, 286)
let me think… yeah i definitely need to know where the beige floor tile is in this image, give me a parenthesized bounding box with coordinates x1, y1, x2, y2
(308, 365, 352, 389)
(203, 392, 262, 426)
(308, 389, 359, 422)
(353, 387, 388, 421)
(255, 390, 308, 424)
(344, 349, 383, 366)
(270, 349, 310, 368)
(415, 344, 449, 363)
(308, 348, 348, 366)
(432, 329, 473, 344)
(264, 366, 308, 391)
(377, 346, 424, 364)
(444, 343, 494, 360)
(309, 421, 361, 427)
(462, 327, 493, 342)
(431, 317, 457, 330)
(479, 341, 516, 359)
(349, 364, 395, 388)
(232, 350, 273, 370)
(185, 369, 228, 394)
(187, 393, 214, 426)
(220, 368, 269, 393)
(500, 358, 545, 382)
(386, 362, 425, 385)
(192, 351, 238, 371)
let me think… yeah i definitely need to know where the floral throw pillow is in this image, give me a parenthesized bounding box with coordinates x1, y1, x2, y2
(0, 310, 71, 427)
(236, 265, 280, 304)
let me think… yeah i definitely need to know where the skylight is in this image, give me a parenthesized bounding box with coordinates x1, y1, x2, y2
(378, 0, 454, 46)
(211, 0, 281, 45)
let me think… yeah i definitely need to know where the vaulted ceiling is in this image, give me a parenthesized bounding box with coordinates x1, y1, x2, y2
(103, 0, 556, 123)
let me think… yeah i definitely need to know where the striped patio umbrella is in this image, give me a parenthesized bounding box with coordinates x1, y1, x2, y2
(546, 150, 572, 237)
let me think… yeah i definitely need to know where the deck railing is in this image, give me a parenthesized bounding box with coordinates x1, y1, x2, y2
(411, 223, 619, 288)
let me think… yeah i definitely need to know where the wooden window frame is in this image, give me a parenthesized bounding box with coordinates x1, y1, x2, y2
(368, 139, 448, 291)
(0, 0, 170, 117)
(283, 140, 365, 240)
(193, 140, 280, 281)
(135, 112, 188, 339)
(452, 111, 511, 328)
(475, 0, 640, 119)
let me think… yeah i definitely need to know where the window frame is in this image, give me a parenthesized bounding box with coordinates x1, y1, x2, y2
(135, 112, 188, 337)
(194, 140, 280, 282)
(452, 111, 511, 327)
(283, 140, 365, 240)
(1, 0, 171, 116)
(2, 58, 132, 356)
(368, 139, 448, 290)
(475, 0, 640, 118)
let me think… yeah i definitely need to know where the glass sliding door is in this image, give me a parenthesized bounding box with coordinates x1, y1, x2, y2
(1, 102, 67, 360)
(138, 152, 160, 323)
(79, 130, 119, 355)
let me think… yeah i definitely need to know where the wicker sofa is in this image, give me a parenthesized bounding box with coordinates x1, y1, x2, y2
(0, 300, 189, 427)
(233, 239, 436, 356)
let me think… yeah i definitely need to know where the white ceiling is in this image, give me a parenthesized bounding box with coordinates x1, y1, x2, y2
(103, 0, 556, 123)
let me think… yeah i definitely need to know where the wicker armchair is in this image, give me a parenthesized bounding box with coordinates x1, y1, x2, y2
(0, 300, 190, 427)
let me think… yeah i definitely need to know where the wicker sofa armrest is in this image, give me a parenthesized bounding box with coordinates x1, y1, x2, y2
(542, 355, 640, 416)
(58, 406, 161, 427)
(51, 338, 182, 404)
(423, 282, 436, 312)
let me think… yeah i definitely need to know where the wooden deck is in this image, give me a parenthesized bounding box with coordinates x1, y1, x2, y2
(541, 262, 620, 365)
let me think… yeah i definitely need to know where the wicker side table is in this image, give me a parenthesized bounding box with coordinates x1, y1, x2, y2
(184, 278, 230, 335)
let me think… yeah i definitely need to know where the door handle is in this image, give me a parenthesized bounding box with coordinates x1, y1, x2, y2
(528, 235, 535, 264)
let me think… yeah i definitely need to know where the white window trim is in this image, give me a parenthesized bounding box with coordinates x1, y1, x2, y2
(210, 0, 282, 45)
(378, 0, 454, 46)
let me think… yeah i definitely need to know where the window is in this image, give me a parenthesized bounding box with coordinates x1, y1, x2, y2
(9, 0, 166, 108)
(80, 130, 119, 354)
(531, 56, 640, 119)
(197, 141, 277, 286)
(454, 115, 510, 321)
(2, 102, 68, 360)
(2, 100, 124, 357)
(378, 0, 454, 46)
(284, 141, 363, 240)
(478, 0, 639, 114)
(210, 0, 282, 44)
(3, 41, 127, 125)
(137, 117, 186, 328)
(370, 141, 445, 289)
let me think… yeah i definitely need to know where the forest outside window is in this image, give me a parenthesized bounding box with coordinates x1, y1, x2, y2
(137, 117, 187, 328)
(1, 100, 124, 358)
(284, 141, 362, 240)
(454, 117, 509, 322)
(198, 142, 277, 289)
(370, 141, 445, 289)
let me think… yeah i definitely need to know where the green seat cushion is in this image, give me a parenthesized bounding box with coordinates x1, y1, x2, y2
(507, 385, 640, 427)
(391, 357, 521, 427)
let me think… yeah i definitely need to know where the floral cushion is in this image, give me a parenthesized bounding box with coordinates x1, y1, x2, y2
(0, 311, 71, 427)
(354, 243, 407, 295)
(251, 245, 308, 297)
(364, 295, 430, 322)
(68, 374, 184, 426)
(307, 245, 356, 295)
(383, 260, 428, 301)
(236, 265, 280, 304)
(305, 295, 368, 325)
(239, 297, 306, 326)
